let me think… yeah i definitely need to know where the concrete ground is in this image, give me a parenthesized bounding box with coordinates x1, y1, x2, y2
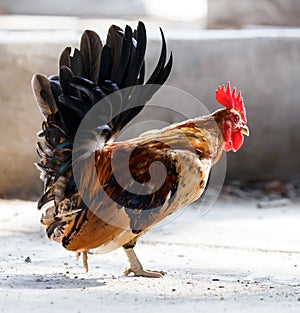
(0, 195, 299, 312)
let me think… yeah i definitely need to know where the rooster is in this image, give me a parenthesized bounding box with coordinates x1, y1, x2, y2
(32, 21, 249, 278)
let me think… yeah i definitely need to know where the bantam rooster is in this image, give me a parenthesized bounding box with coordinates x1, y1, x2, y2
(32, 21, 249, 278)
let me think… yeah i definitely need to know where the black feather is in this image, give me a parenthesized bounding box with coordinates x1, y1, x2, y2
(114, 25, 132, 85)
(80, 30, 102, 83)
(59, 47, 71, 68)
(146, 28, 167, 85)
(56, 99, 81, 135)
(59, 66, 80, 98)
(70, 48, 84, 77)
(59, 95, 91, 118)
(122, 21, 146, 88)
(71, 77, 106, 105)
(108, 23, 172, 133)
(98, 45, 113, 83)
(141, 52, 173, 104)
(106, 24, 123, 80)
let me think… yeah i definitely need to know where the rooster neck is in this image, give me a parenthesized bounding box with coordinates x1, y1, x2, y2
(172, 115, 224, 166)
(127, 115, 224, 165)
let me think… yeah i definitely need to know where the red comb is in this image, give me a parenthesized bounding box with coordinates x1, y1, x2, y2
(215, 81, 247, 123)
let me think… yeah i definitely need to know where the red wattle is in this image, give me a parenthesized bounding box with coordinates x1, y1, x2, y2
(223, 123, 232, 152)
(232, 131, 244, 152)
(224, 141, 232, 152)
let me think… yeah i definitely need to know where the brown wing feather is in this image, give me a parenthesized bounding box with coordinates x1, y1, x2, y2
(62, 128, 212, 253)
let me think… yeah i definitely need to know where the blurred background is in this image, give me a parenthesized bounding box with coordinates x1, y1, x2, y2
(0, 0, 299, 199)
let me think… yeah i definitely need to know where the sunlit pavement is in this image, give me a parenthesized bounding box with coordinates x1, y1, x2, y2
(0, 197, 299, 312)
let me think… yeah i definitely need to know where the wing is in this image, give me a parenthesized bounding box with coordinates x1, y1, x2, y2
(61, 137, 212, 253)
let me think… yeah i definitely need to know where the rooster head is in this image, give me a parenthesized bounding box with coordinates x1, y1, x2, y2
(215, 81, 249, 152)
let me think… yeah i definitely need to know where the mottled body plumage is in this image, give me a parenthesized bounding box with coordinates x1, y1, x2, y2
(59, 114, 224, 254)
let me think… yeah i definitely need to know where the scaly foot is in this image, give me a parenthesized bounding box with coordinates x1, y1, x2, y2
(123, 247, 165, 278)
(124, 267, 165, 278)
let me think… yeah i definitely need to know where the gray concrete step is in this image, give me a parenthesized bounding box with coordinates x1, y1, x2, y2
(0, 17, 299, 198)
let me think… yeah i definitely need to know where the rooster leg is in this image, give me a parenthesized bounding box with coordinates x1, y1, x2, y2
(76, 251, 89, 272)
(123, 246, 165, 278)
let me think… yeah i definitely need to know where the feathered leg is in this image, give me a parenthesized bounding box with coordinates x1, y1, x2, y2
(123, 240, 165, 278)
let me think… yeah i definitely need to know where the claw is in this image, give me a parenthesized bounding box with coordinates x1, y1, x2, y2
(124, 267, 165, 278)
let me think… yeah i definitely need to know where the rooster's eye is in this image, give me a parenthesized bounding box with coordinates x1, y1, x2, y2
(234, 115, 240, 123)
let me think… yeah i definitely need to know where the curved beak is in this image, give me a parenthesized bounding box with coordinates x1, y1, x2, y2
(241, 125, 250, 136)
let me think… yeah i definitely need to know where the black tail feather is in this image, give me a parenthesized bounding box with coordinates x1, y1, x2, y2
(98, 45, 113, 83)
(80, 30, 102, 83)
(114, 25, 133, 86)
(59, 47, 72, 69)
(106, 24, 123, 81)
(32, 21, 173, 210)
(146, 28, 167, 85)
(59, 66, 79, 98)
(123, 21, 146, 88)
(70, 48, 85, 77)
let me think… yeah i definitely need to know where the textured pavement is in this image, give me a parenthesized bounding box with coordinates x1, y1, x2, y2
(0, 196, 299, 312)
